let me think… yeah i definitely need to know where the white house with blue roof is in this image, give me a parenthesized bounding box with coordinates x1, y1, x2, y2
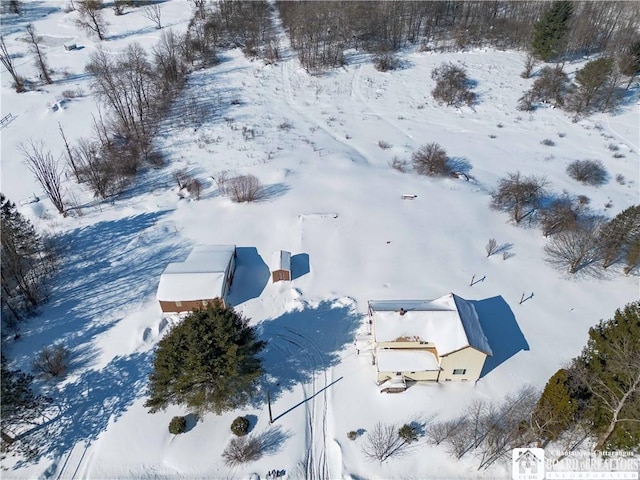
(368, 293, 493, 389)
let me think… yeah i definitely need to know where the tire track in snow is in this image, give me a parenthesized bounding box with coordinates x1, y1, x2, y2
(350, 64, 415, 143)
(269, 325, 331, 480)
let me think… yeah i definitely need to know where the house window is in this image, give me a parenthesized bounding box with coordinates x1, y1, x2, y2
(175, 301, 182, 307)
(453, 368, 467, 375)
(395, 372, 402, 376)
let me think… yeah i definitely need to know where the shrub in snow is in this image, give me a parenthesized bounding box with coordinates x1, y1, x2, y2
(490, 171, 548, 224)
(543, 220, 603, 274)
(431, 62, 476, 107)
(529, 66, 569, 107)
(33, 344, 70, 378)
(227, 175, 263, 203)
(374, 53, 400, 72)
(412, 143, 451, 177)
(347, 430, 358, 440)
(398, 424, 419, 443)
(169, 416, 187, 435)
(222, 436, 263, 466)
(362, 422, 408, 462)
(566, 160, 608, 186)
(231, 416, 250, 436)
(485, 238, 498, 257)
(388, 156, 407, 173)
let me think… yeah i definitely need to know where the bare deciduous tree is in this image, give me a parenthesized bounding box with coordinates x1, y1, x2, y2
(222, 435, 263, 466)
(486, 238, 498, 257)
(529, 65, 569, 107)
(543, 220, 604, 274)
(76, 0, 106, 41)
(490, 172, 548, 224)
(540, 196, 581, 237)
(19, 140, 66, 215)
(227, 175, 262, 203)
(25, 24, 52, 84)
(58, 123, 80, 182)
(412, 142, 451, 176)
(521, 53, 536, 79)
(0, 35, 25, 92)
(33, 344, 70, 378)
(425, 417, 466, 446)
(143, 3, 162, 29)
(362, 422, 410, 462)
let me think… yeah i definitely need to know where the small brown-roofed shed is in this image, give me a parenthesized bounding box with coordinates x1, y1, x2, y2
(271, 250, 291, 283)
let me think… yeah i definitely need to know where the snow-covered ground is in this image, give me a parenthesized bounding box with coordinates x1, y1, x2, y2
(1, 2, 639, 479)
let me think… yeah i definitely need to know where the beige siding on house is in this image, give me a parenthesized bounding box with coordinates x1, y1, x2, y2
(439, 347, 487, 382)
(375, 340, 436, 350)
(377, 370, 439, 383)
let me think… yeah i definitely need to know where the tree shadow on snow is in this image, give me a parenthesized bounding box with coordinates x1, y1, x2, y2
(257, 300, 362, 402)
(17, 351, 153, 471)
(472, 296, 529, 378)
(11, 212, 189, 368)
(256, 425, 290, 456)
(7, 212, 191, 467)
(227, 247, 270, 306)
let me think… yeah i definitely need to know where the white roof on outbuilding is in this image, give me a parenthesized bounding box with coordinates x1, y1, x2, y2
(156, 245, 235, 301)
(270, 250, 291, 272)
(369, 293, 493, 357)
(377, 349, 440, 372)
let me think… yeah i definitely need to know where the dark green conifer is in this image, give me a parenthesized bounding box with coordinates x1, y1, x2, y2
(531, 1, 573, 62)
(145, 302, 266, 415)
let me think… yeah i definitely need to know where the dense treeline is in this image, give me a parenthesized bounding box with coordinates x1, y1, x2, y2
(423, 301, 640, 469)
(277, 1, 640, 72)
(533, 301, 640, 452)
(0, 194, 56, 332)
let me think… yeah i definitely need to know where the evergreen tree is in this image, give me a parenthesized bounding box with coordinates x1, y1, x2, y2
(598, 205, 640, 269)
(568, 57, 620, 114)
(531, 369, 579, 444)
(1, 354, 49, 442)
(0, 194, 48, 325)
(531, 1, 573, 62)
(618, 40, 640, 89)
(145, 302, 266, 415)
(575, 302, 640, 451)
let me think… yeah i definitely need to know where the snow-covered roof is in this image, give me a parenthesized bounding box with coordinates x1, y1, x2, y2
(377, 348, 440, 372)
(270, 250, 291, 272)
(370, 293, 493, 357)
(156, 245, 235, 301)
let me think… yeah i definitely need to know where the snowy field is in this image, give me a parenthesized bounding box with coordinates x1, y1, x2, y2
(1, 1, 639, 479)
